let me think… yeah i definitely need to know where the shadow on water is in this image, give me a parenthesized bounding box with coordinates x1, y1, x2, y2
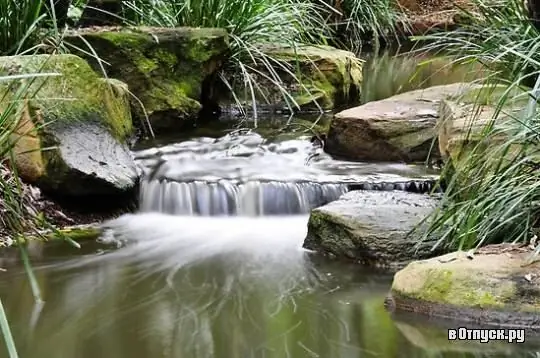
(1, 214, 540, 358)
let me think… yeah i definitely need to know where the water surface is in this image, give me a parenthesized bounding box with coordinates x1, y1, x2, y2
(1, 214, 539, 358)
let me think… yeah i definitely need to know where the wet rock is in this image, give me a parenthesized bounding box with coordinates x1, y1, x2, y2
(65, 26, 229, 132)
(303, 190, 442, 269)
(2, 54, 138, 203)
(386, 244, 540, 329)
(325, 83, 483, 162)
(228, 45, 363, 111)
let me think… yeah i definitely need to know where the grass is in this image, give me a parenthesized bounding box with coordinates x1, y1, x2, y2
(0, 1, 79, 356)
(359, 48, 486, 103)
(323, 0, 407, 51)
(122, 0, 334, 119)
(410, 0, 540, 252)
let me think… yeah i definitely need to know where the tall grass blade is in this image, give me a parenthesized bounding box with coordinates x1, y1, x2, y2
(0, 298, 18, 358)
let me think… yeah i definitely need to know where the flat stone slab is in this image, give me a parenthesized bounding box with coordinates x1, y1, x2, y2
(303, 190, 442, 269)
(48, 120, 139, 196)
(386, 244, 540, 329)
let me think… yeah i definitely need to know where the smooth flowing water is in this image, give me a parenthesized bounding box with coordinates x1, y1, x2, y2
(0, 52, 535, 358)
(1, 214, 540, 358)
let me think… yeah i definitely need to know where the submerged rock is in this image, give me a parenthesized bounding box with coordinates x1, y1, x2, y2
(387, 244, 540, 329)
(65, 26, 229, 131)
(325, 83, 482, 162)
(228, 45, 363, 111)
(2, 54, 138, 204)
(303, 190, 442, 269)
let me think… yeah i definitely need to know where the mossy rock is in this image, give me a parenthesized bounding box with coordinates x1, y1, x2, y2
(0, 54, 138, 200)
(227, 45, 363, 111)
(387, 245, 540, 328)
(65, 26, 229, 131)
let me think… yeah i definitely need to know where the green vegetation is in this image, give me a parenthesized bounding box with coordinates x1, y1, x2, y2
(121, 0, 332, 113)
(117, 0, 403, 113)
(323, 0, 407, 50)
(0, 2, 76, 356)
(413, 0, 540, 251)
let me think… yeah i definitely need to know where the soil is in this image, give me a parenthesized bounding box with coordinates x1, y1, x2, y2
(397, 0, 477, 33)
(0, 164, 128, 241)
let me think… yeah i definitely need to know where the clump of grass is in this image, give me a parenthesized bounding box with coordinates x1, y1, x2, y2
(0, 2, 87, 355)
(359, 48, 485, 103)
(0, 0, 47, 55)
(122, 0, 332, 118)
(323, 0, 407, 50)
(411, 0, 540, 251)
(0, 0, 71, 55)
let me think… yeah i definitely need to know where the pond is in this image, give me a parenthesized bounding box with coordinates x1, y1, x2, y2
(0, 49, 530, 358)
(1, 215, 539, 358)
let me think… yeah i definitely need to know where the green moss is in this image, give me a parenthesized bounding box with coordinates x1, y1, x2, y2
(16, 225, 102, 245)
(421, 269, 453, 301)
(412, 268, 515, 308)
(152, 48, 177, 70)
(66, 27, 229, 127)
(254, 45, 362, 110)
(98, 31, 149, 50)
(135, 56, 159, 74)
(0, 54, 133, 142)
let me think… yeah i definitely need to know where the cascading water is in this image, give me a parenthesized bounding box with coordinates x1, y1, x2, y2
(133, 130, 439, 216)
(139, 179, 347, 216)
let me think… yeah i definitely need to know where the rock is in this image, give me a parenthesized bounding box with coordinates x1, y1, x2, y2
(1, 54, 138, 202)
(229, 45, 363, 111)
(386, 244, 540, 329)
(325, 83, 483, 162)
(303, 190, 442, 269)
(437, 85, 529, 165)
(65, 26, 229, 131)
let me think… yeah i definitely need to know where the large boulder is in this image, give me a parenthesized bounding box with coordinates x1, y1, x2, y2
(386, 244, 540, 329)
(437, 85, 529, 165)
(325, 83, 483, 162)
(303, 190, 442, 269)
(227, 45, 363, 111)
(2, 54, 138, 204)
(65, 26, 229, 132)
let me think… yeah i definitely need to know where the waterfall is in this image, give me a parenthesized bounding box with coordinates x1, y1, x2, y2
(139, 179, 348, 216)
(133, 131, 440, 217)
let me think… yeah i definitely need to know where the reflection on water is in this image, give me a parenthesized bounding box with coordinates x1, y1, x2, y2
(0, 214, 539, 358)
(360, 48, 487, 104)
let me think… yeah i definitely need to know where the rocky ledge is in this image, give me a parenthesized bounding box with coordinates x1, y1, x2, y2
(65, 26, 230, 132)
(325, 82, 483, 163)
(386, 244, 540, 329)
(303, 190, 443, 269)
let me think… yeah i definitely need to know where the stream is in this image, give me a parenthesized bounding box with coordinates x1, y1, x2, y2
(0, 50, 538, 358)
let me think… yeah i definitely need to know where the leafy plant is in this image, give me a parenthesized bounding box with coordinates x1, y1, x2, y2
(411, 0, 540, 251)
